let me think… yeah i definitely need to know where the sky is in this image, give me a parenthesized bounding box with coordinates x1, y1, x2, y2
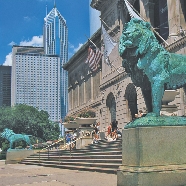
(0, 0, 91, 66)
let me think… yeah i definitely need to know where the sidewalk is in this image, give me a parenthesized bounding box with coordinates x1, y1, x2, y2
(0, 161, 117, 186)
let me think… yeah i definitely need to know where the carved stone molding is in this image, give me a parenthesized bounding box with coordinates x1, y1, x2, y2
(100, 72, 128, 90)
(91, 0, 114, 11)
(104, 10, 116, 28)
(166, 36, 186, 52)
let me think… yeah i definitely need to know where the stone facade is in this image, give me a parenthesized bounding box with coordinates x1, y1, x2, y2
(63, 0, 186, 131)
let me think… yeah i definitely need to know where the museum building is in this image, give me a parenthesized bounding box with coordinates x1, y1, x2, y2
(63, 0, 186, 131)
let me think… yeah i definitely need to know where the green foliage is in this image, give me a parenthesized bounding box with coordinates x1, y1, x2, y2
(64, 108, 96, 122)
(0, 104, 60, 150)
(64, 115, 75, 122)
(78, 108, 96, 118)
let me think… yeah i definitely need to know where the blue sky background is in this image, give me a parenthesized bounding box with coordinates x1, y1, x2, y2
(0, 0, 91, 65)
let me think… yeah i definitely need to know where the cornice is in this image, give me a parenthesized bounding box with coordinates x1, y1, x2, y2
(63, 28, 101, 70)
(100, 71, 128, 90)
(68, 98, 101, 116)
(166, 36, 186, 52)
(90, 0, 104, 11)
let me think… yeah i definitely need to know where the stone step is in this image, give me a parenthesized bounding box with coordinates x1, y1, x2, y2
(20, 137, 122, 174)
(20, 161, 118, 174)
(22, 158, 122, 164)
(21, 160, 121, 169)
(33, 150, 122, 156)
(25, 154, 122, 160)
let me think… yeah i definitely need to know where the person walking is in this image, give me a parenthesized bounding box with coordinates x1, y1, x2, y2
(65, 132, 72, 149)
(93, 122, 100, 143)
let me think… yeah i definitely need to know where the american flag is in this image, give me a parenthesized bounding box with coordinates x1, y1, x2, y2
(85, 45, 102, 72)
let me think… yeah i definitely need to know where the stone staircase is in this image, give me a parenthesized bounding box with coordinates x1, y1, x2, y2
(20, 138, 122, 174)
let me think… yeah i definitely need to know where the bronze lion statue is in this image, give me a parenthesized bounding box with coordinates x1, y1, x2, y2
(1, 128, 32, 150)
(119, 18, 186, 116)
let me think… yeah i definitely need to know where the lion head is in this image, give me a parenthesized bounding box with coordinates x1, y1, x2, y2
(119, 18, 156, 57)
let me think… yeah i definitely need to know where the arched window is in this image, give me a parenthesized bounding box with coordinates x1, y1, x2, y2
(125, 83, 137, 120)
(106, 93, 116, 123)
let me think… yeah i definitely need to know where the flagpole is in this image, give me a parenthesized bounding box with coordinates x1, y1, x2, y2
(85, 35, 97, 48)
(84, 35, 122, 74)
(125, 0, 169, 46)
(99, 17, 117, 37)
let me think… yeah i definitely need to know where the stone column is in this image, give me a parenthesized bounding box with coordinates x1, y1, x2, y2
(91, 74, 93, 100)
(77, 84, 79, 106)
(167, 0, 177, 37)
(117, 0, 126, 33)
(71, 88, 74, 109)
(140, 0, 155, 25)
(179, 1, 186, 30)
(83, 80, 86, 103)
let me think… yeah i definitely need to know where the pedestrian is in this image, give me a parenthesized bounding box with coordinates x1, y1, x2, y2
(65, 132, 72, 149)
(93, 122, 100, 143)
(139, 110, 144, 117)
(116, 127, 122, 137)
(112, 119, 118, 132)
(111, 128, 118, 141)
(105, 123, 112, 139)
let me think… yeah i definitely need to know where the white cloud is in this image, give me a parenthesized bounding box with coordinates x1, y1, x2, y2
(3, 35, 43, 66)
(3, 52, 12, 66)
(24, 16, 31, 22)
(8, 41, 16, 46)
(74, 43, 83, 52)
(20, 35, 43, 47)
(68, 42, 75, 49)
(69, 42, 83, 52)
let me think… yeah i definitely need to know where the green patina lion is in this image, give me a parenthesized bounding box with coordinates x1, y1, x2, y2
(1, 128, 32, 150)
(119, 18, 186, 117)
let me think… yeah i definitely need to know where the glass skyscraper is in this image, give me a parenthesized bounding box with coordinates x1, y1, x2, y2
(11, 5, 68, 124)
(43, 5, 68, 121)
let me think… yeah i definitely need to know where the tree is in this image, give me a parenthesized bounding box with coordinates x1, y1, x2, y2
(0, 104, 60, 150)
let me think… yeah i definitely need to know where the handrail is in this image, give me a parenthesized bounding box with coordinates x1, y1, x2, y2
(37, 127, 111, 163)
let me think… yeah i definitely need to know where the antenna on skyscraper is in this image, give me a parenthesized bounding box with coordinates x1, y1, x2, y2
(54, 0, 56, 8)
(45, 4, 48, 55)
(46, 4, 47, 15)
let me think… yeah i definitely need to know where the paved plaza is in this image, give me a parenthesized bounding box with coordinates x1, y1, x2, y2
(0, 161, 117, 186)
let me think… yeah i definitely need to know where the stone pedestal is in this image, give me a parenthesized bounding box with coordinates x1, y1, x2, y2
(6, 149, 34, 164)
(117, 126, 186, 186)
(76, 127, 94, 149)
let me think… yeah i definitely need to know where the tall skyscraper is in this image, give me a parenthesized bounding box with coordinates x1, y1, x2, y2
(0, 65, 11, 107)
(11, 5, 68, 124)
(11, 46, 61, 122)
(43, 5, 68, 121)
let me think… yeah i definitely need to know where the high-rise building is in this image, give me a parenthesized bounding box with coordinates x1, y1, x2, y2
(43, 5, 68, 121)
(0, 65, 11, 107)
(11, 5, 68, 124)
(11, 46, 61, 122)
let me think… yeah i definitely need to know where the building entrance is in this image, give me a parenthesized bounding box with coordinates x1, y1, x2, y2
(106, 93, 116, 123)
(125, 83, 137, 120)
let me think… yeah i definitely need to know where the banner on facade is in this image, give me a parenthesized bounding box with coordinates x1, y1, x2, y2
(102, 25, 117, 66)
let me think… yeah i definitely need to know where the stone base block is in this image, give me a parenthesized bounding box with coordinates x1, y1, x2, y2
(76, 138, 92, 149)
(117, 126, 186, 186)
(117, 168, 186, 186)
(6, 149, 34, 164)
